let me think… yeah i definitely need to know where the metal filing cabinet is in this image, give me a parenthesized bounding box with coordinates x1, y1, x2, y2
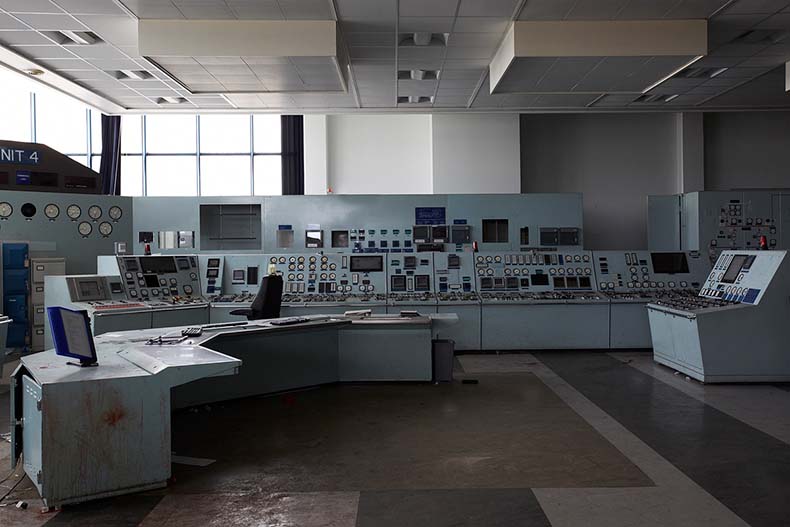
(29, 258, 66, 352)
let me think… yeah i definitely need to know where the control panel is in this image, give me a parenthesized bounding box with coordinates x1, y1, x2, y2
(202, 256, 225, 296)
(593, 251, 709, 300)
(270, 253, 387, 305)
(64, 275, 141, 311)
(386, 253, 436, 305)
(433, 252, 479, 303)
(700, 250, 785, 305)
(474, 251, 599, 303)
(116, 255, 206, 305)
(711, 197, 777, 252)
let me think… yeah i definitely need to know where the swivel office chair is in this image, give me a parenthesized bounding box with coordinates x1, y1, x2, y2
(229, 271, 283, 321)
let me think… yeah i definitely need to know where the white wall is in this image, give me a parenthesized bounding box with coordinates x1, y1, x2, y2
(521, 113, 681, 250)
(303, 114, 328, 195)
(704, 111, 790, 191)
(326, 114, 432, 194)
(431, 114, 520, 194)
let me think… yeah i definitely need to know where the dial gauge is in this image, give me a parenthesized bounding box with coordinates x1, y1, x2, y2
(99, 222, 113, 236)
(67, 204, 81, 219)
(44, 203, 60, 219)
(88, 205, 102, 220)
(108, 206, 122, 221)
(0, 202, 12, 218)
(78, 221, 93, 236)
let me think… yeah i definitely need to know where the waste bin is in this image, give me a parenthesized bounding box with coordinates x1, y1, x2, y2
(432, 339, 455, 383)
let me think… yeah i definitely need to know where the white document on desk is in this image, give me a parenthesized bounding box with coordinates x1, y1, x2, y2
(60, 309, 94, 360)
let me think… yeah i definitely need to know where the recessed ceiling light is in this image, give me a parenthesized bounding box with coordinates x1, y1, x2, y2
(24, 68, 44, 76)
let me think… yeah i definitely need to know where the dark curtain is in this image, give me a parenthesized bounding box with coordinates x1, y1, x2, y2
(281, 115, 304, 195)
(99, 114, 121, 195)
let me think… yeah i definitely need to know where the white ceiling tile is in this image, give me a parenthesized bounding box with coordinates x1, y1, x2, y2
(615, 0, 679, 19)
(13, 13, 89, 30)
(335, 0, 394, 19)
(444, 46, 495, 59)
(340, 18, 395, 32)
(458, 0, 518, 17)
(399, 0, 458, 17)
(665, 0, 733, 18)
(0, 13, 27, 29)
(171, 1, 235, 19)
(722, 0, 790, 14)
(346, 32, 396, 46)
(398, 46, 446, 61)
(278, 0, 333, 20)
(518, 0, 575, 20)
(67, 42, 129, 60)
(10, 44, 75, 58)
(756, 12, 790, 28)
(226, 0, 282, 18)
(350, 46, 394, 59)
(452, 16, 509, 33)
(0, 0, 59, 13)
(446, 32, 501, 47)
(565, 0, 630, 20)
(531, 93, 600, 107)
(0, 30, 54, 45)
(398, 17, 455, 32)
(119, 0, 185, 18)
(52, 0, 128, 15)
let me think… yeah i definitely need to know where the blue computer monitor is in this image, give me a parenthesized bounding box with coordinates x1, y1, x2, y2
(47, 307, 98, 367)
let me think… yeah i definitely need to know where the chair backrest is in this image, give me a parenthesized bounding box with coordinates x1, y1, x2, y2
(248, 274, 283, 320)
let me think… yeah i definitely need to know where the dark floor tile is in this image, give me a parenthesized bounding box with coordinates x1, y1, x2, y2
(168, 375, 651, 494)
(355, 488, 550, 527)
(452, 357, 464, 373)
(536, 351, 790, 527)
(772, 384, 790, 393)
(43, 494, 162, 526)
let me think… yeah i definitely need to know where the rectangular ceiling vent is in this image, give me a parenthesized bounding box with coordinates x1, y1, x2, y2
(397, 95, 434, 104)
(399, 33, 448, 47)
(44, 30, 101, 46)
(110, 70, 154, 81)
(156, 96, 188, 105)
(398, 69, 440, 80)
(732, 29, 790, 45)
(677, 66, 727, 79)
(633, 93, 678, 104)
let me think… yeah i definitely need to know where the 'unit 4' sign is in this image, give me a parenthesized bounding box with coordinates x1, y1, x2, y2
(0, 146, 40, 165)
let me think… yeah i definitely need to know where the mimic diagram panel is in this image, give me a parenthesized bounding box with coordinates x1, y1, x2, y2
(700, 250, 786, 305)
(593, 251, 709, 293)
(117, 255, 204, 304)
(0, 190, 132, 274)
(474, 251, 594, 294)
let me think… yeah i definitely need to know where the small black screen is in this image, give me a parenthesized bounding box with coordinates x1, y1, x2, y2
(140, 256, 177, 274)
(144, 274, 160, 287)
(207, 258, 221, 268)
(721, 255, 747, 284)
(415, 275, 430, 291)
(650, 252, 689, 274)
(124, 258, 139, 272)
(350, 256, 383, 272)
(391, 275, 407, 292)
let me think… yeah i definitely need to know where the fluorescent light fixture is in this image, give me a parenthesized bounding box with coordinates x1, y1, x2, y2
(60, 30, 98, 45)
(709, 67, 728, 78)
(642, 55, 705, 94)
(665, 94, 680, 102)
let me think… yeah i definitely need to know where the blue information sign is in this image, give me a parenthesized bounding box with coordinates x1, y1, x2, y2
(415, 207, 446, 225)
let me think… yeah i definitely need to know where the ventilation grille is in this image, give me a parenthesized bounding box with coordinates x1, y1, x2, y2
(397, 96, 434, 104)
(398, 69, 440, 81)
(398, 33, 448, 47)
(633, 93, 679, 104)
(43, 30, 101, 46)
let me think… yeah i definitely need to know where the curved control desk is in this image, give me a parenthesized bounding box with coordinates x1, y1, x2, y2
(10, 313, 453, 508)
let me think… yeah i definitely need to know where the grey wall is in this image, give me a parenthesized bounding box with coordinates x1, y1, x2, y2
(520, 113, 680, 250)
(704, 111, 790, 191)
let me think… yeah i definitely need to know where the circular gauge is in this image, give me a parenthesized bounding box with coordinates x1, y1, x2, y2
(99, 222, 113, 236)
(44, 203, 60, 219)
(88, 205, 102, 220)
(21, 203, 36, 218)
(270, 257, 277, 263)
(0, 202, 13, 218)
(78, 221, 92, 236)
(108, 206, 122, 221)
(67, 204, 81, 220)
(278, 257, 286, 264)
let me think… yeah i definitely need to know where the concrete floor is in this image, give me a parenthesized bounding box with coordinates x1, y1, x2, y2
(1, 351, 790, 526)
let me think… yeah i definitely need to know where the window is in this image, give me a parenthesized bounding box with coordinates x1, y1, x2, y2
(146, 156, 197, 196)
(200, 156, 250, 196)
(0, 66, 288, 196)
